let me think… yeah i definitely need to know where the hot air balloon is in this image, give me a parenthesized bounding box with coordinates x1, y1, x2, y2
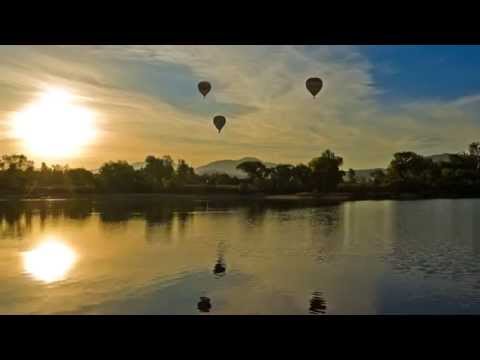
(213, 115, 226, 133)
(306, 77, 323, 98)
(198, 81, 211, 98)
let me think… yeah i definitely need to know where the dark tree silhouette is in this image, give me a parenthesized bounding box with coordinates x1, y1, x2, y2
(98, 161, 139, 192)
(175, 159, 196, 186)
(236, 160, 267, 180)
(292, 164, 313, 191)
(370, 169, 386, 186)
(468, 142, 480, 171)
(2, 141, 480, 198)
(308, 150, 344, 192)
(347, 168, 356, 183)
(142, 155, 175, 191)
(387, 152, 432, 182)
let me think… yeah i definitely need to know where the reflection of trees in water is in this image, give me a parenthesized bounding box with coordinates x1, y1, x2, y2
(145, 210, 194, 243)
(97, 199, 181, 224)
(243, 203, 267, 227)
(310, 206, 340, 237)
(0, 200, 95, 239)
(0, 197, 198, 243)
(97, 202, 132, 223)
(240, 203, 341, 263)
(145, 206, 176, 226)
(242, 202, 331, 227)
(61, 200, 93, 220)
(145, 205, 198, 242)
(95, 199, 184, 241)
(309, 292, 327, 314)
(309, 207, 341, 263)
(197, 296, 212, 313)
(175, 211, 191, 236)
(0, 202, 33, 239)
(144, 210, 175, 243)
(472, 202, 480, 256)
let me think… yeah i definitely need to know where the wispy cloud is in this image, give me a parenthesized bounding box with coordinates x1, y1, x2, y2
(1, 45, 480, 169)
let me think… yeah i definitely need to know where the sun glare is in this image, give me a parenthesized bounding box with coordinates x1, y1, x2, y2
(9, 88, 97, 159)
(22, 237, 77, 283)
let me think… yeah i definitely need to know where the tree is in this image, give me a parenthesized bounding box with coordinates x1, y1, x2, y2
(2, 154, 33, 171)
(236, 161, 267, 180)
(142, 155, 176, 191)
(0, 154, 35, 193)
(469, 142, 480, 157)
(308, 150, 344, 192)
(98, 161, 138, 192)
(144, 155, 175, 179)
(347, 168, 356, 183)
(201, 173, 240, 186)
(292, 164, 313, 191)
(66, 168, 96, 191)
(175, 159, 196, 186)
(370, 169, 386, 185)
(387, 152, 432, 182)
(37, 162, 52, 187)
(236, 161, 270, 192)
(50, 164, 67, 186)
(270, 164, 295, 193)
(468, 142, 480, 172)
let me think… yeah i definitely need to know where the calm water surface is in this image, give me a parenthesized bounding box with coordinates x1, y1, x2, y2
(1, 196, 480, 314)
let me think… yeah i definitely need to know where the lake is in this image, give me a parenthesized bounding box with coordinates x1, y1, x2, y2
(1, 196, 480, 314)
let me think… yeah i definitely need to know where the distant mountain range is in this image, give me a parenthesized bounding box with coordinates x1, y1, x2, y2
(195, 157, 277, 178)
(195, 153, 457, 180)
(426, 153, 454, 163)
(91, 153, 458, 179)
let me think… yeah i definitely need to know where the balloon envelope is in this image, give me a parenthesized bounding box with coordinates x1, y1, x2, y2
(213, 115, 226, 133)
(306, 77, 323, 97)
(198, 81, 211, 97)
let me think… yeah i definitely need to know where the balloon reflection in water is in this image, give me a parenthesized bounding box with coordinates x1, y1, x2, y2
(309, 292, 327, 314)
(213, 260, 226, 277)
(213, 238, 227, 278)
(22, 237, 77, 283)
(197, 297, 212, 313)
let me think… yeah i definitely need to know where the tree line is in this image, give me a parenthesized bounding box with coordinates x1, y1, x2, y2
(1, 141, 480, 197)
(341, 142, 480, 197)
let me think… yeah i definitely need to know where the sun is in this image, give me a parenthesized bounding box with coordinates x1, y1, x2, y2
(9, 88, 97, 159)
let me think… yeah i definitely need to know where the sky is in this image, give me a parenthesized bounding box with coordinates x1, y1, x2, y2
(1, 45, 480, 170)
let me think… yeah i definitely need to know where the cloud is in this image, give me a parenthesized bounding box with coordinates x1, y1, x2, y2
(1, 45, 480, 169)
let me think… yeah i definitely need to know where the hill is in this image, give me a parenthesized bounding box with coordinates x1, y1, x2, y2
(195, 157, 276, 178)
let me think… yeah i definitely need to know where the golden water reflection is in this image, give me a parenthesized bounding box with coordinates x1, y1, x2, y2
(22, 237, 77, 283)
(2, 198, 480, 314)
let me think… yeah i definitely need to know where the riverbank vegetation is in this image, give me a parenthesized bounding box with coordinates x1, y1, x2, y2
(1, 142, 480, 199)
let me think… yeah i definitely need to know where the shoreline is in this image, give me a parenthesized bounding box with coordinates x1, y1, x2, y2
(2, 192, 480, 204)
